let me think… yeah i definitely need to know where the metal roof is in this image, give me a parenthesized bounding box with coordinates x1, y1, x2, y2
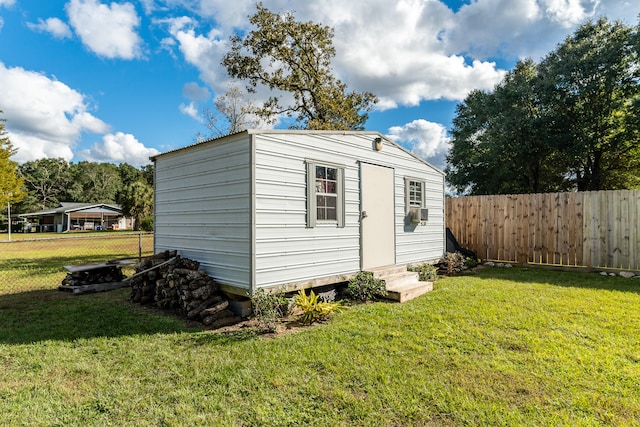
(18, 202, 122, 217)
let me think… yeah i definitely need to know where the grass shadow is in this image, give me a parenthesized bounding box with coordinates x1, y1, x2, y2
(0, 287, 200, 344)
(468, 265, 640, 294)
(180, 328, 263, 347)
(0, 254, 144, 275)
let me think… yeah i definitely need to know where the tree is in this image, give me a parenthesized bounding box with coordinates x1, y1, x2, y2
(446, 89, 501, 195)
(447, 60, 571, 195)
(117, 163, 144, 188)
(222, 3, 378, 130)
(0, 113, 24, 217)
(119, 180, 153, 231)
(447, 18, 640, 194)
(538, 18, 640, 191)
(67, 162, 122, 203)
(19, 158, 71, 210)
(140, 164, 154, 187)
(201, 84, 261, 138)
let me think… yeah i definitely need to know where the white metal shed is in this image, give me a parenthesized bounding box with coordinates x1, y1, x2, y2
(151, 130, 445, 296)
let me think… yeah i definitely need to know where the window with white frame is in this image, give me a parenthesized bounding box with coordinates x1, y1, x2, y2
(405, 177, 427, 224)
(408, 179, 424, 208)
(306, 161, 344, 227)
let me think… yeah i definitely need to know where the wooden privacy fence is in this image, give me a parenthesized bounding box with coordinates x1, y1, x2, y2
(446, 190, 640, 271)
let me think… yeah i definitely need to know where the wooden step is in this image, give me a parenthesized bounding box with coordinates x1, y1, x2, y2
(366, 265, 434, 303)
(368, 265, 408, 278)
(383, 271, 420, 288)
(384, 281, 433, 303)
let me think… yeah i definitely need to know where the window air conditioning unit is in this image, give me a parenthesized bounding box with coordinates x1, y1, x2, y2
(409, 208, 429, 224)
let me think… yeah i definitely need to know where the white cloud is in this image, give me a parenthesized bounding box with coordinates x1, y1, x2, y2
(0, 17, 4, 30)
(178, 102, 200, 121)
(80, 132, 160, 165)
(440, 0, 603, 60)
(0, 0, 15, 7)
(161, 17, 234, 99)
(196, 0, 254, 31)
(182, 82, 210, 101)
(139, 0, 157, 15)
(179, 83, 209, 121)
(542, 0, 597, 27)
(160, 0, 638, 114)
(72, 111, 110, 133)
(27, 17, 72, 39)
(0, 62, 109, 163)
(387, 119, 450, 170)
(66, 0, 143, 59)
(162, 0, 506, 111)
(155, 15, 194, 35)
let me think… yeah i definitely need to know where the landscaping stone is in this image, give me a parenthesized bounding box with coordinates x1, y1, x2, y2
(484, 262, 495, 267)
(600, 271, 609, 276)
(619, 271, 636, 278)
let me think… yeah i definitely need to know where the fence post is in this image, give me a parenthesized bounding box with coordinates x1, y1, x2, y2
(139, 232, 142, 261)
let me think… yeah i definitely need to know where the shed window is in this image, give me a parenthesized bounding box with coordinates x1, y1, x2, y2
(408, 180, 424, 208)
(307, 161, 345, 228)
(405, 177, 427, 224)
(315, 165, 338, 221)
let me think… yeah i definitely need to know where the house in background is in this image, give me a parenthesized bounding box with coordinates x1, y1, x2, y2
(18, 202, 133, 232)
(152, 130, 445, 300)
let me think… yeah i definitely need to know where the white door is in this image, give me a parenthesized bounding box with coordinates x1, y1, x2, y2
(360, 163, 395, 270)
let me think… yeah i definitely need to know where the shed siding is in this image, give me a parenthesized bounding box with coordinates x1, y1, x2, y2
(253, 133, 444, 289)
(153, 130, 444, 293)
(253, 133, 361, 288)
(154, 135, 252, 291)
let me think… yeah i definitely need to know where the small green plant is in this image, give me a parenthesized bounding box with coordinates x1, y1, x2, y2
(464, 256, 479, 269)
(346, 271, 387, 302)
(250, 288, 290, 331)
(293, 289, 341, 325)
(408, 263, 438, 281)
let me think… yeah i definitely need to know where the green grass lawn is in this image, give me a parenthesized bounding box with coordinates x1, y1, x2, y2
(0, 232, 153, 293)
(1, 255, 639, 425)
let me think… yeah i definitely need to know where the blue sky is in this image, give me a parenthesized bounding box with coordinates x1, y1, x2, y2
(1, 0, 638, 170)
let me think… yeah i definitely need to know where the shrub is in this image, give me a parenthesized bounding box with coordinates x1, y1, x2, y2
(346, 271, 387, 302)
(139, 216, 154, 231)
(442, 252, 467, 276)
(250, 288, 290, 331)
(408, 263, 438, 281)
(293, 289, 341, 325)
(464, 256, 479, 269)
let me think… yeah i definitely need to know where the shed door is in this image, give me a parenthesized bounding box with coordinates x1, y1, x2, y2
(360, 163, 395, 270)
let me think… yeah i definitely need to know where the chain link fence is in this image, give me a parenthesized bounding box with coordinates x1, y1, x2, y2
(0, 232, 154, 294)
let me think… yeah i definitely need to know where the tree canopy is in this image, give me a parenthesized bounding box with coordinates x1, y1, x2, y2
(0, 112, 24, 210)
(118, 180, 154, 231)
(200, 84, 260, 139)
(17, 159, 154, 217)
(19, 158, 72, 210)
(222, 3, 378, 130)
(447, 18, 640, 195)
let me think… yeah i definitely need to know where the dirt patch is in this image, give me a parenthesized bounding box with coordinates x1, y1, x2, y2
(214, 317, 318, 338)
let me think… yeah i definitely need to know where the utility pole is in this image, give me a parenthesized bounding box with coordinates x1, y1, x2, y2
(7, 192, 12, 241)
